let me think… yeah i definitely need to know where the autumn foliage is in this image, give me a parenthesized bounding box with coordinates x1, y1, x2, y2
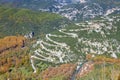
(0, 36, 28, 74)
(86, 54, 120, 64)
(0, 36, 26, 53)
(41, 63, 77, 80)
(0, 49, 30, 74)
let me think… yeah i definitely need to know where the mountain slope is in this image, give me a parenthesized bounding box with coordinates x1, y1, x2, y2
(0, 0, 58, 10)
(31, 14, 120, 74)
(0, 0, 120, 22)
(57, 0, 120, 21)
(0, 6, 71, 38)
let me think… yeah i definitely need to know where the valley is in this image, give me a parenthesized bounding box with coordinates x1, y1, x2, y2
(30, 15, 120, 79)
(0, 0, 120, 80)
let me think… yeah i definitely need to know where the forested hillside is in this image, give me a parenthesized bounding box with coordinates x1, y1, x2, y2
(0, 6, 71, 38)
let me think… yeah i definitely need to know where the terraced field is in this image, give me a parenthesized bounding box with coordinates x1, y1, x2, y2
(31, 15, 120, 74)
